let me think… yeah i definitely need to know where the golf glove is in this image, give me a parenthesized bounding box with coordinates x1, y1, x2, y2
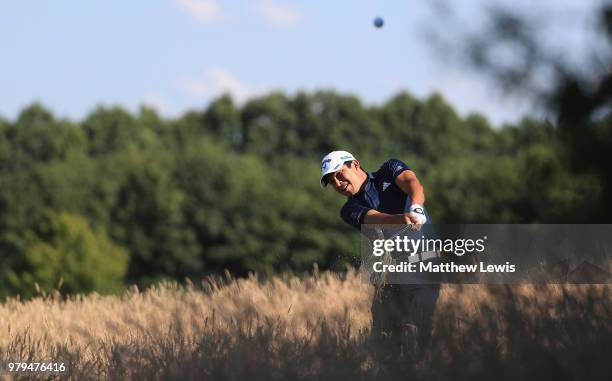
(409, 204, 427, 225)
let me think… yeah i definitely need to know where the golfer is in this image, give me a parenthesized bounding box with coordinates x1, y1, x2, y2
(320, 150, 440, 352)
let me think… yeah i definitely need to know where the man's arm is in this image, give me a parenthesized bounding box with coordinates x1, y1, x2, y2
(394, 170, 425, 205)
(362, 170, 427, 225)
(363, 209, 411, 225)
(395, 169, 427, 225)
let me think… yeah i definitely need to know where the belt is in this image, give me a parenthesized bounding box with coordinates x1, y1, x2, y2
(405, 250, 441, 264)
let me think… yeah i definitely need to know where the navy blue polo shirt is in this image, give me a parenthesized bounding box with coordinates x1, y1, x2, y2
(340, 158, 431, 230)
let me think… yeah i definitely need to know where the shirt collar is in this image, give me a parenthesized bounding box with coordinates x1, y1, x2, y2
(351, 172, 374, 198)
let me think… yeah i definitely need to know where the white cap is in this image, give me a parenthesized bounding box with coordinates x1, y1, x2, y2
(320, 150, 356, 187)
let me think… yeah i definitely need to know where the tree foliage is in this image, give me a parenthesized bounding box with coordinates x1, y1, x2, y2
(0, 86, 603, 297)
(427, 0, 612, 221)
(4, 211, 127, 297)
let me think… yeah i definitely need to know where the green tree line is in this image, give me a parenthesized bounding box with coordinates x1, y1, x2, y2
(0, 90, 603, 297)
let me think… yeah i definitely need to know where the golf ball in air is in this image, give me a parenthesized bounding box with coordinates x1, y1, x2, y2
(374, 17, 384, 28)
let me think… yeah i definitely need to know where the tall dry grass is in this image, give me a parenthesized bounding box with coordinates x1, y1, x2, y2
(0, 270, 610, 380)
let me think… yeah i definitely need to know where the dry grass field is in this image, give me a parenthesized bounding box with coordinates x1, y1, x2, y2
(0, 270, 610, 380)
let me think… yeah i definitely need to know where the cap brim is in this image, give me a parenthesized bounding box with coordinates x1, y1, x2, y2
(320, 156, 353, 188)
(320, 169, 338, 188)
(320, 176, 328, 187)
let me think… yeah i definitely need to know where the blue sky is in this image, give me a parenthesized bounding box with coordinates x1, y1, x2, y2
(0, 0, 595, 126)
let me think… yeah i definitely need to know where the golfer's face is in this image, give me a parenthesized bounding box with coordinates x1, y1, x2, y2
(328, 162, 359, 197)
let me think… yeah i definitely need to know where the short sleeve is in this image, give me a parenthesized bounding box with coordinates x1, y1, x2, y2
(340, 199, 371, 230)
(379, 158, 411, 181)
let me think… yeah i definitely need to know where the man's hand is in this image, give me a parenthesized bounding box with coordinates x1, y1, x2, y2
(402, 213, 421, 231)
(408, 204, 427, 225)
(404, 213, 421, 225)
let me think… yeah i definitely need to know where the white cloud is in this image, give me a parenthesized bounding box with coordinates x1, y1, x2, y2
(176, 0, 222, 25)
(256, 0, 303, 27)
(177, 68, 252, 104)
